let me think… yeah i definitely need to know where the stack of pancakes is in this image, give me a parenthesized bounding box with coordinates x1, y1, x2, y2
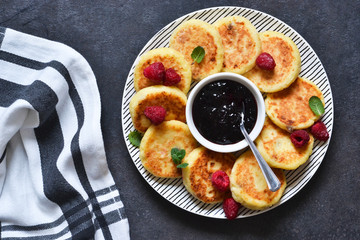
(128, 15, 325, 212)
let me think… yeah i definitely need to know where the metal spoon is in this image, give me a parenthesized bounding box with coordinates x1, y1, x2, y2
(239, 102, 281, 192)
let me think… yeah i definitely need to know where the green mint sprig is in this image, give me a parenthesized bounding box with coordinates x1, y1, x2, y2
(171, 148, 188, 168)
(191, 46, 205, 64)
(128, 130, 142, 147)
(309, 96, 325, 116)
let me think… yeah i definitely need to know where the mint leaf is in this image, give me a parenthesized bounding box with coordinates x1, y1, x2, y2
(309, 96, 325, 116)
(176, 163, 188, 169)
(191, 46, 205, 63)
(171, 148, 186, 166)
(128, 130, 142, 147)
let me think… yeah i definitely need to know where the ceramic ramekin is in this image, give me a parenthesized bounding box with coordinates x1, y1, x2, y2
(186, 72, 265, 153)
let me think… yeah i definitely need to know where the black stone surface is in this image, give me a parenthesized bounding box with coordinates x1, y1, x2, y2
(1, 1, 359, 239)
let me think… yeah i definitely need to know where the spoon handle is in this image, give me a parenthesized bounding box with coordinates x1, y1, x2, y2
(240, 124, 281, 192)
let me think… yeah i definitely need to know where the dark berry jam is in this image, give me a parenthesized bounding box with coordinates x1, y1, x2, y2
(192, 79, 257, 145)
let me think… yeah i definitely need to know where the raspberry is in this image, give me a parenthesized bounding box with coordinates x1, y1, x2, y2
(310, 120, 329, 141)
(290, 130, 310, 148)
(144, 106, 166, 125)
(223, 198, 240, 220)
(164, 68, 181, 86)
(256, 52, 276, 70)
(143, 62, 165, 83)
(211, 170, 230, 192)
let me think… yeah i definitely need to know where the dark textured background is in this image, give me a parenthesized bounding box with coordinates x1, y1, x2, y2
(1, 1, 359, 239)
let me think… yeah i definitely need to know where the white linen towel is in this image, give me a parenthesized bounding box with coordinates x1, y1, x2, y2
(0, 27, 130, 240)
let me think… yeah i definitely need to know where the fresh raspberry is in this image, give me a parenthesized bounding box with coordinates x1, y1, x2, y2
(164, 68, 181, 86)
(310, 120, 329, 141)
(223, 198, 240, 220)
(144, 106, 166, 125)
(211, 170, 230, 192)
(290, 130, 310, 148)
(256, 52, 276, 70)
(143, 62, 165, 83)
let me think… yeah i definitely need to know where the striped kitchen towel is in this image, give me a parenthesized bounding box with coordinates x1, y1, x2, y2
(0, 27, 130, 239)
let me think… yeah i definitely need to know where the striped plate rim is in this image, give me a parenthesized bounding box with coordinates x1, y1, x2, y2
(121, 6, 334, 219)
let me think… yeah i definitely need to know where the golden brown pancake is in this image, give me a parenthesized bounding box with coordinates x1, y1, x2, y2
(129, 85, 187, 133)
(244, 31, 301, 93)
(255, 117, 314, 170)
(182, 147, 235, 203)
(230, 150, 286, 210)
(213, 16, 261, 74)
(169, 19, 224, 81)
(134, 48, 192, 94)
(265, 77, 324, 131)
(139, 120, 198, 178)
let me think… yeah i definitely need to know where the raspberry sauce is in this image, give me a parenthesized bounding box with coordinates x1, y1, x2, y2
(192, 79, 257, 145)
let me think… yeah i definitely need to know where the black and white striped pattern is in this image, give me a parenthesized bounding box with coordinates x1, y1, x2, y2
(0, 28, 129, 239)
(122, 7, 333, 218)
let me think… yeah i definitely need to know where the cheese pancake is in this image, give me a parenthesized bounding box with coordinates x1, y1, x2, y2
(265, 77, 324, 131)
(213, 16, 261, 74)
(169, 19, 224, 81)
(134, 48, 192, 94)
(139, 120, 198, 178)
(244, 31, 301, 92)
(129, 85, 187, 133)
(230, 150, 286, 210)
(182, 147, 235, 203)
(255, 117, 314, 170)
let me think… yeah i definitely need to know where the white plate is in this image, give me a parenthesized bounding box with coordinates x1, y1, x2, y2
(121, 6, 333, 218)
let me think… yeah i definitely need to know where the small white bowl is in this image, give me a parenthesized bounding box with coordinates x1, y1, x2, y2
(186, 72, 265, 153)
